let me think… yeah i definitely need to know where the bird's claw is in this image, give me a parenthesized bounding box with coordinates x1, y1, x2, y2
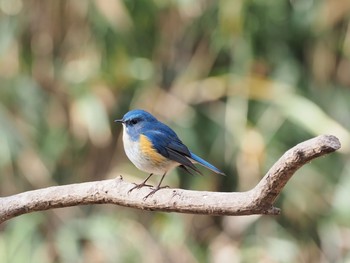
(128, 182, 153, 194)
(142, 185, 170, 200)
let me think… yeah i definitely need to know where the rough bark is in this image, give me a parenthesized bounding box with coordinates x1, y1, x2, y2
(0, 135, 341, 224)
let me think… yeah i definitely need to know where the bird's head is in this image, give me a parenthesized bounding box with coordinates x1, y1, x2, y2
(115, 109, 158, 137)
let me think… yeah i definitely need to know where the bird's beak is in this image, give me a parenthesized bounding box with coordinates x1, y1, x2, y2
(114, 119, 124, 124)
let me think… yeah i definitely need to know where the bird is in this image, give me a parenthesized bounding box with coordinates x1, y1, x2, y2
(115, 109, 225, 199)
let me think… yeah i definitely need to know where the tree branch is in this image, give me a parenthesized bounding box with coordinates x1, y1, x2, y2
(0, 135, 341, 224)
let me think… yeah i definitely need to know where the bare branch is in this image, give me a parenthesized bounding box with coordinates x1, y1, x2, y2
(0, 135, 341, 224)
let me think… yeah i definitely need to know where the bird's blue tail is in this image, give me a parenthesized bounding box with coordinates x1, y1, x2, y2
(190, 152, 225, 175)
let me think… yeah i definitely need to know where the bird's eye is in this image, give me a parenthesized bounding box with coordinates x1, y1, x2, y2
(130, 119, 138, 125)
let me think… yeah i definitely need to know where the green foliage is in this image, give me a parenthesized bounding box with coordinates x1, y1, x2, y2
(0, 0, 350, 262)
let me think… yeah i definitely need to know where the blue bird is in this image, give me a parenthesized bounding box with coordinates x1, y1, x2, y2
(115, 109, 225, 198)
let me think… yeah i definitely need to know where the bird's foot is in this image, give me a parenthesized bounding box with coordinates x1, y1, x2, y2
(143, 185, 170, 200)
(128, 182, 153, 194)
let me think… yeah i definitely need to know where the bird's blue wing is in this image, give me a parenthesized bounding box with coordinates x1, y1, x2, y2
(142, 124, 202, 175)
(143, 122, 225, 175)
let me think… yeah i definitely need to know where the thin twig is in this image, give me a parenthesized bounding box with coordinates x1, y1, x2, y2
(0, 135, 341, 224)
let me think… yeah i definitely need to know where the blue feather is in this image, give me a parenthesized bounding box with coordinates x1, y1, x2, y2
(190, 152, 225, 175)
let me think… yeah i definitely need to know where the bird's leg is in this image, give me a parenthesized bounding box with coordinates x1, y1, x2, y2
(143, 172, 169, 200)
(128, 173, 154, 193)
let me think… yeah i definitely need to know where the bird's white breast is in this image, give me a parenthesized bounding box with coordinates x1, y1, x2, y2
(122, 125, 178, 175)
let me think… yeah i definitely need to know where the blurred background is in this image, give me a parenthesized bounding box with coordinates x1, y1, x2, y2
(0, 0, 350, 262)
